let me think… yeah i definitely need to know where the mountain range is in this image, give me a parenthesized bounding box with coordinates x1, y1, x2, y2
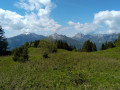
(7, 32, 119, 50)
(73, 33, 119, 49)
(7, 33, 46, 50)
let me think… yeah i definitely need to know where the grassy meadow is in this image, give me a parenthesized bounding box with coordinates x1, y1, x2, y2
(0, 47, 120, 89)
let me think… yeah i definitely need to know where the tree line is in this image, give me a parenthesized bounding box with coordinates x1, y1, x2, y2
(29, 39, 76, 51)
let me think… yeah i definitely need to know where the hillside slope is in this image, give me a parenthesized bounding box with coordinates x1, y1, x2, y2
(0, 48, 120, 89)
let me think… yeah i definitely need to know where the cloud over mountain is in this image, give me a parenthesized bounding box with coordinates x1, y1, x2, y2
(0, 0, 61, 33)
(1, 0, 120, 36)
(68, 10, 120, 34)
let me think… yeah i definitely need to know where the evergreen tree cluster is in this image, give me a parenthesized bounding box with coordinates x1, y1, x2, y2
(55, 40, 75, 51)
(81, 40, 97, 52)
(100, 34, 120, 50)
(29, 39, 76, 51)
(100, 41, 114, 50)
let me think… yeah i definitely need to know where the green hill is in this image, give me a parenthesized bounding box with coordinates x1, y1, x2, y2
(0, 48, 120, 89)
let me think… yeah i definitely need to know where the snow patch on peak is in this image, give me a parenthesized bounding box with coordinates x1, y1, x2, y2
(23, 32, 31, 35)
(73, 32, 85, 39)
(51, 33, 63, 39)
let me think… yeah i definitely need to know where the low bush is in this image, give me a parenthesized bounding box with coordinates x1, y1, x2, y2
(13, 46, 29, 62)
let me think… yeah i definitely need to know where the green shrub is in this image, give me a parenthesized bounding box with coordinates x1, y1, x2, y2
(13, 46, 29, 62)
(43, 52, 48, 58)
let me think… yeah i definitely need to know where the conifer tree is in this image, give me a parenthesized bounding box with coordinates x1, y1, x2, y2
(104, 41, 108, 49)
(0, 26, 8, 55)
(34, 40, 40, 48)
(81, 40, 92, 52)
(100, 43, 105, 50)
(92, 43, 97, 51)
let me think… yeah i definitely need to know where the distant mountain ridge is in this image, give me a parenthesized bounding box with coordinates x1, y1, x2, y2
(7, 33, 46, 50)
(73, 33, 119, 42)
(7, 32, 119, 50)
(73, 33, 119, 50)
(50, 33, 82, 49)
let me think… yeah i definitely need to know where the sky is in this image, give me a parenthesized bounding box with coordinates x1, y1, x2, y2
(0, 0, 120, 37)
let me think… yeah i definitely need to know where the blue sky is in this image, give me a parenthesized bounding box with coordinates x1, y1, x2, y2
(52, 0, 120, 23)
(0, 0, 120, 37)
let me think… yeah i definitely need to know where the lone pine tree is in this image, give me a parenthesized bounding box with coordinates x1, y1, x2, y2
(0, 26, 8, 56)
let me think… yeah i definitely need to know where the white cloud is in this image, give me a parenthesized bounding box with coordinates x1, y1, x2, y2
(68, 21, 100, 34)
(0, 0, 61, 35)
(94, 10, 120, 33)
(0, 9, 25, 31)
(68, 10, 120, 34)
(1, 0, 120, 36)
(15, 0, 53, 11)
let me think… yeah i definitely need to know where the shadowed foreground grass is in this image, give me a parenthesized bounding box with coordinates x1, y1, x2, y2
(0, 48, 120, 89)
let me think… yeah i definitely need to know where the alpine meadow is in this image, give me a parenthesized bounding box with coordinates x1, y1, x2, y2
(0, 0, 120, 89)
